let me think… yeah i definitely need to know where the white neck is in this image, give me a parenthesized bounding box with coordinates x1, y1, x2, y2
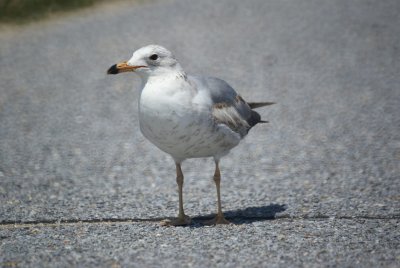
(139, 64, 187, 85)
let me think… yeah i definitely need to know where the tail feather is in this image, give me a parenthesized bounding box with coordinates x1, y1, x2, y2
(248, 102, 276, 109)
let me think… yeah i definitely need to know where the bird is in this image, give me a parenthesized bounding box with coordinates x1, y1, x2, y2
(107, 45, 274, 226)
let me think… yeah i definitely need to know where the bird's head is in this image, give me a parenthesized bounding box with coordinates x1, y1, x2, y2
(107, 45, 182, 80)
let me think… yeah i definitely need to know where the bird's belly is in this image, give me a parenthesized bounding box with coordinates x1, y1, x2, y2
(139, 102, 239, 161)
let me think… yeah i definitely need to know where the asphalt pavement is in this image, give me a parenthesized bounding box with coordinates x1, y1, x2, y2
(0, 0, 399, 267)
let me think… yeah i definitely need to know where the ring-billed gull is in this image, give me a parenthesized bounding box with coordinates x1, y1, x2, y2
(107, 45, 274, 226)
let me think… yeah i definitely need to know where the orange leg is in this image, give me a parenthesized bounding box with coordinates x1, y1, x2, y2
(161, 163, 191, 226)
(205, 161, 230, 225)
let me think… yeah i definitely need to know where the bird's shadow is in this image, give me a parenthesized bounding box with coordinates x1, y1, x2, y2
(187, 203, 287, 227)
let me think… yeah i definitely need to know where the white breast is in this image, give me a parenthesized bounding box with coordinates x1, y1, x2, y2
(138, 76, 240, 162)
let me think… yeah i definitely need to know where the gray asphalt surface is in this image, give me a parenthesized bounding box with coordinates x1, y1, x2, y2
(1, 0, 399, 267)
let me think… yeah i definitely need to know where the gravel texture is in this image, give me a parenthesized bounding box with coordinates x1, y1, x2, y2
(0, 0, 399, 267)
(1, 219, 399, 267)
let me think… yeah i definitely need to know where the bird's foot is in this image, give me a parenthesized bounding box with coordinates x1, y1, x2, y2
(203, 214, 231, 225)
(160, 215, 192, 227)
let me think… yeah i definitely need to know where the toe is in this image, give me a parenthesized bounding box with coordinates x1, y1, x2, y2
(160, 215, 191, 226)
(215, 217, 231, 225)
(203, 216, 231, 225)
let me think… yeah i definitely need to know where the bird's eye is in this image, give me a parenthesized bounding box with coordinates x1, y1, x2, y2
(149, 54, 158, 60)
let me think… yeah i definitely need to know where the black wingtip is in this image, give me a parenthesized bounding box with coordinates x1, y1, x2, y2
(107, 64, 118, 75)
(248, 102, 276, 109)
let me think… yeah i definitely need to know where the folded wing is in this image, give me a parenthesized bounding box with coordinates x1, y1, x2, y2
(189, 76, 274, 137)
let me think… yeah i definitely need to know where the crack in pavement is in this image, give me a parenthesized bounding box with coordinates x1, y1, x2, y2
(0, 214, 398, 229)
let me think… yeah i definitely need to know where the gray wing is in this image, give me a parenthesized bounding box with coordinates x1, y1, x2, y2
(189, 76, 264, 137)
(189, 76, 238, 103)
